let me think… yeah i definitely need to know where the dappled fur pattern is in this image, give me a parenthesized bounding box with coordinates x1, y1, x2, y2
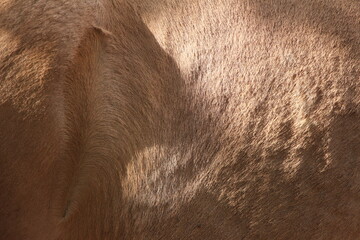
(1, 0, 360, 239)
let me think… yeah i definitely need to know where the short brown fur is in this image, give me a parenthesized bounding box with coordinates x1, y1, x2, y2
(1, 0, 360, 239)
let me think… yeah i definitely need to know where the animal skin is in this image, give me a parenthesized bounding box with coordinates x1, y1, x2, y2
(0, 0, 359, 239)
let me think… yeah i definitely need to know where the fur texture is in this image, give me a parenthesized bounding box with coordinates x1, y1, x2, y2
(0, 0, 359, 239)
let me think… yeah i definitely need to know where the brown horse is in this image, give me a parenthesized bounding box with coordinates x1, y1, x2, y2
(1, 0, 359, 239)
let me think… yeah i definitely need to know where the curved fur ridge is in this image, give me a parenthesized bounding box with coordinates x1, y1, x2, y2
(0, 0, 359, 239)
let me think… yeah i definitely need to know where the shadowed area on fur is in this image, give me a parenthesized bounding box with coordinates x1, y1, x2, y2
(1, 0, 360, 239)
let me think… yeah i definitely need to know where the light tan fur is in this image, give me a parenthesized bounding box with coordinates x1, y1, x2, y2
(0, 0, 359, 239)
